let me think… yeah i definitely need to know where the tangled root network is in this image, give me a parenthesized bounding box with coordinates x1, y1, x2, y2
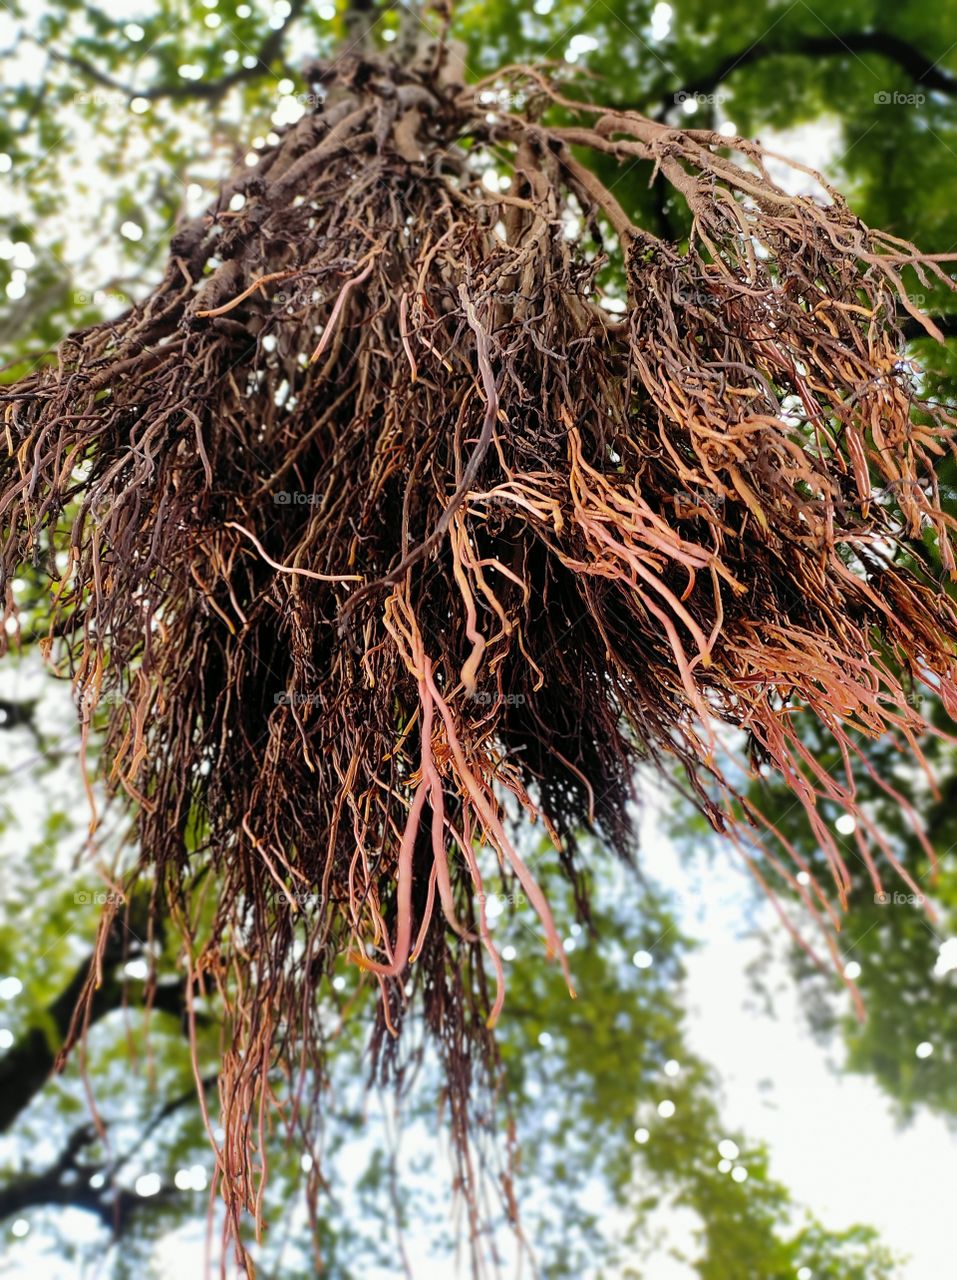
(4, 50, 957, 1260)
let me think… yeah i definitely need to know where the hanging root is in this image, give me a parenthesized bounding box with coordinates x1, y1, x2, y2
(4, 49, 957, 1266)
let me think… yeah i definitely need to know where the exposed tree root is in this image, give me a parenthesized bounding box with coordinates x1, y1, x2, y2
(2, 49, 957, 1272)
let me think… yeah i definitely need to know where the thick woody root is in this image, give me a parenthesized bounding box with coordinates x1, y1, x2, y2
(2, 53, 957, 1262)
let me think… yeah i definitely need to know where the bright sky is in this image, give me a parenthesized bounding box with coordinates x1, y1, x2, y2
(644, 829, 957, 1280)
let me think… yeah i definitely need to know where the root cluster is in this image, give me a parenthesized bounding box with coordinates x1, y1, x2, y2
(3, 51, 957, 1263)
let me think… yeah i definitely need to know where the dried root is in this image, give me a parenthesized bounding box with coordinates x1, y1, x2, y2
(2, 51, 957, 1266)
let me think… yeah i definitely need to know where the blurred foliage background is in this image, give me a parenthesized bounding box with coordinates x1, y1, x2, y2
(0, 1, 956, 1276)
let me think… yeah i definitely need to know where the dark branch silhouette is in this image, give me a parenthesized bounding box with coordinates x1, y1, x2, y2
(0, 1077, 216, 1230)
(46, 0, 308, 105)
(658, 29, 957, 119)
(902, 313, 957, 342)
(0, 933, 189, 1133)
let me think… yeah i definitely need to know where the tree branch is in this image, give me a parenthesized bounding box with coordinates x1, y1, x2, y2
(658, 30, 957, 119)
(46, 0, 309, 105)
(0, 1160, 143, 1229)
(0, 1123, 123, 1226)
(0, 940, 190, 1133)
(0, 1077, 217, 1229)
(901, 313, 957, 342)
